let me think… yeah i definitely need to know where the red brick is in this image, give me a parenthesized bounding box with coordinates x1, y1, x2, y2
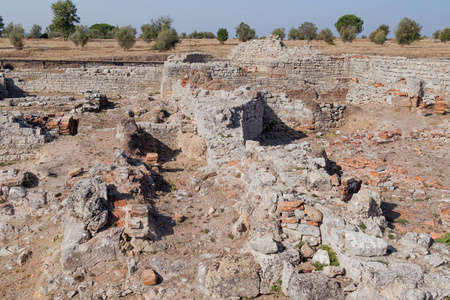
(142, 269, 158, 285)
(278, 201, 305, 212)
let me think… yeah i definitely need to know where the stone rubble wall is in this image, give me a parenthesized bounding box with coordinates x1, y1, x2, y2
(0, 111, 52, 163)
(4, 65, 163, 96)
(349, 56, 450, 104)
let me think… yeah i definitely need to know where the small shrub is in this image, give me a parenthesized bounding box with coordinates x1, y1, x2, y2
(312, 261, 327, 271)
(295, 240, 305, 249)
(394, 218, 408, 226)
(153, 27, 179, 50)
(8, 24, 25, 49)
(115, 26, 136, 51)
(359, 222, 367, 230)
(388, 233, 395, 240)
(317, 28, 334, 45)
(227, 233, 235, 240)
(321, 245, 339, 266)
(270, 279, 282, 293)
(435, 233, 450, 246)
(340, 25, 357, 43)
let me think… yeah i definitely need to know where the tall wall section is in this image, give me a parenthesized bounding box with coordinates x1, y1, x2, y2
(4, 65, 163, 96)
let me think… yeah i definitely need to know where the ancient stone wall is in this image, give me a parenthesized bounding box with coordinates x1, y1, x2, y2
(349, 56, 450, 104)
(0, 111, 51, 163)
(0, 73, 7, 99)
(5, 65, 163, 96)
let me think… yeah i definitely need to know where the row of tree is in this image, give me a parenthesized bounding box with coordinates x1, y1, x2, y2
(1, 2, 450, 50)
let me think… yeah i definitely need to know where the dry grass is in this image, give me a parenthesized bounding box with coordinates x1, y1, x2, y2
(0, 37, 449, 62)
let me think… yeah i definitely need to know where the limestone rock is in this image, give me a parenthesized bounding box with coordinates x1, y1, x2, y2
(312, 249, 330, 265)
(248, 236, 279, 254)
(345, 231, 388, 257)
(347, 189, 382, 217)
(287, 273, 344, 300)
(63, 176, 110, 234)
(201, 255, 260, 298)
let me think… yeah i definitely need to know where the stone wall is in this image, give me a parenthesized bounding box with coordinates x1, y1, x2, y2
(0, 111, 52, 163)
(5, 65, 163, 96)
(0, 73, 7, 99)
(349, 56, 450, 104)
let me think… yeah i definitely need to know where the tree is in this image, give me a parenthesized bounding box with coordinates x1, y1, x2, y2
(317, 28, 334, 45)
(141, 16, 173, 44)
(28, 25, 42, 38)
(377, 24, 390, 36)
(9, 24, 25, 49)
(433, 30, 442, 40)
(298, 22, 317, 44)
(373, 31, 387, 44)
(115, 26, 136, 51)
(271, 28, 285, 40)
(153, 27, 179, 50)
(335, 14, 364, 35)
(88, 23, 115, 39)
(50, 0, 80, 40)
(70, 25, 89, 47)
(3, 22, 14, 37)
(0, 16, 4, 36)
(217, 28, 228, 44)
(288, 27, 300, 40)
(395, 17, 422, 45)
(340, 26, 357, 42)
(235, 22, 256, 42)
(186, 31, 215, 39)
(440, 28, 450, 42)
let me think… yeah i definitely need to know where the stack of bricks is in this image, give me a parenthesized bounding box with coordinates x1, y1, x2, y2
(279, 200, 323, 227)
(434, 95, 448, 115)
(45, 113, 79, 135)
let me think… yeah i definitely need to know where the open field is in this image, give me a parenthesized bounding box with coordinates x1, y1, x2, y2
(1, 37, 450, 62)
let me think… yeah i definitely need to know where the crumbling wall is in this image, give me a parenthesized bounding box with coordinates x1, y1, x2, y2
(349, 56, 450, 104)
(0, 111, 52, 163)
(5, 65, 163, 96)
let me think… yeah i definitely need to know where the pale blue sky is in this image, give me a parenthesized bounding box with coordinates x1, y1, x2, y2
(1, 0, 448, 37)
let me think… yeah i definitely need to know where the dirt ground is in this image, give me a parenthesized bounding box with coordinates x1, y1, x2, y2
(1, 37, 450, 62)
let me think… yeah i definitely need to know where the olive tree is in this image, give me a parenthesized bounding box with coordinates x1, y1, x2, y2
(235, 22, 256, 42)
(395, 17, 422, 45)
(317, 28, 335, 45)
(141, 16, 173, 44)
(298, 22, 317, 44)
(69, 25, 89, 47)
(28, 25, 42, 38)
(340, 26, 357, 43)
(153, 27, 179, 50)
(9, 24, 25, 49)
(271, 28, 285, 40)
(115, 26, 136, 51)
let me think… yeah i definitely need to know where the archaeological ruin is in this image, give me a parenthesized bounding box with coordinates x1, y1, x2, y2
(0, 36, 449, 299)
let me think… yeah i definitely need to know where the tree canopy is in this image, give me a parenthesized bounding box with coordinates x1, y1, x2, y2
(236, 22, 256, 42)
(395, 17, 422, 45)
(335, 14, 364, 34)
(50, 0, 80, 40)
